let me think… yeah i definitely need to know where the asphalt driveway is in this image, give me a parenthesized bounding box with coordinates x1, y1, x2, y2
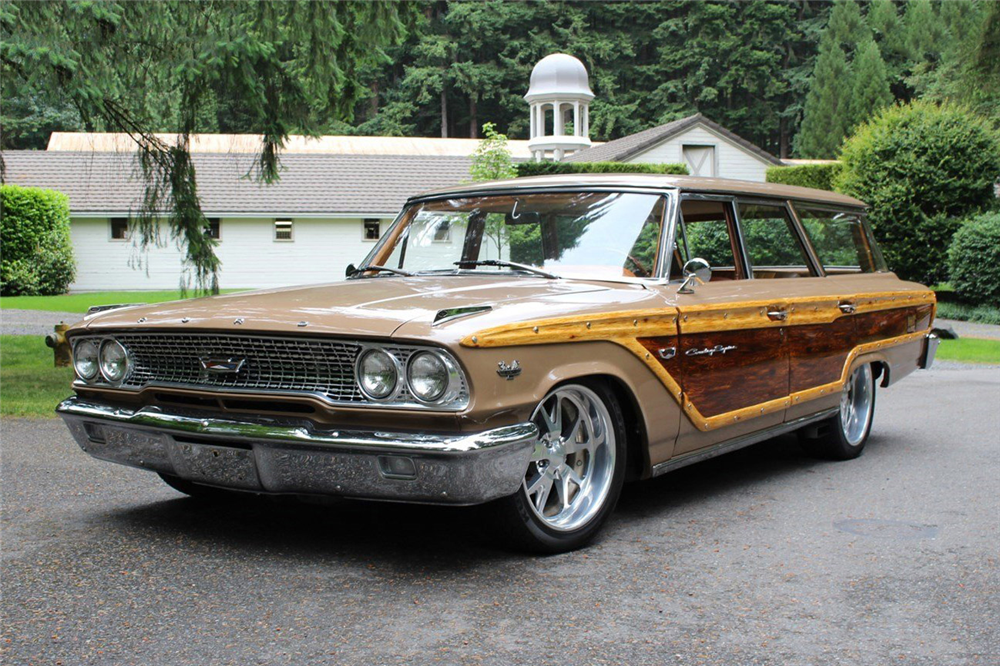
(2, 365, 998, 665)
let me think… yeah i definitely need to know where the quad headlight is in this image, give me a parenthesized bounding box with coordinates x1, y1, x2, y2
(355, 346, 466, 408)
(73, 339, 100, 381)
(406, 351, 451, 402)
(99, 339, 129, 383)
(357, 348, 399, 400)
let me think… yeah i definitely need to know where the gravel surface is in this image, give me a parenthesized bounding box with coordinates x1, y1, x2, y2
(1, 309, 82, 336)
(935, 318, 1000, 340)
(2, 366, 998, 665)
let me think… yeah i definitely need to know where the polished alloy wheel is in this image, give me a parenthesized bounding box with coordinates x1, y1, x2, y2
(840, 364, 874, 447)
(522, 385, 617, 532)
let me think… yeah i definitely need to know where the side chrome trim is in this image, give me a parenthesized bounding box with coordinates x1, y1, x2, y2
(651, 408, 838, 477)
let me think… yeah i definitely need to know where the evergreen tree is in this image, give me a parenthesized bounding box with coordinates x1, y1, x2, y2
(0, 1, 412, 291)
(827, 0, 870, 48)
(796, 35, 850, 158)
(848, 39, 893, 131)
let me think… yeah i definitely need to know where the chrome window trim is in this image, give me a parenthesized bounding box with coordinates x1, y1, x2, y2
(69, 333, 471, 412)
(674, 193, 747, 280)
(367, 187, 679, 284)
(788, 201, 888, 274)
(733, 197, 822, 279)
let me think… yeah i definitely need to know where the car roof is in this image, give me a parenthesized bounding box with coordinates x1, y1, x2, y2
(412, 173, 866, 209)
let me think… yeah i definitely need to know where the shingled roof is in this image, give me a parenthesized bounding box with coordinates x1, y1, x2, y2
(0, 150, 473, 216)
(564, 113, 783, 166)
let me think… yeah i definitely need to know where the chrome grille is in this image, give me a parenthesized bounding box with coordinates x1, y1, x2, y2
(116, 333, 368, 403)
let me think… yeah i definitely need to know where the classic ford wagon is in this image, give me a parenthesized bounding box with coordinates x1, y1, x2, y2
(58, 174, 938, 552)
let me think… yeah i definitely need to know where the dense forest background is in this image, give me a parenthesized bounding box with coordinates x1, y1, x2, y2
(2, 0, 997, 159)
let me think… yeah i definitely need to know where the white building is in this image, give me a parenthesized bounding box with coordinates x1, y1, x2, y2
(1, 55, 787, 292)
(1, 149, 476, 291)
(565, 112, 784, 181)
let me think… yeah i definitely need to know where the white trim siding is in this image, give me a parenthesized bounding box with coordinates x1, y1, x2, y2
(68, 216, 393, 291)
(624, 124, 772, 182)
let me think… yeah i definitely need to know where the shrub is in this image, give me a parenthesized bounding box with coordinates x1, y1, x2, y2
(947, 212, 1000, 307)
(516, 161, 688, 178)
(1, 184, 76, 296)
(836, 101, 1000, 285)
(765, 163, 843, 192)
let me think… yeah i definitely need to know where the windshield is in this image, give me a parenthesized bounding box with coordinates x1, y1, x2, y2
(359, 191, 669, 279)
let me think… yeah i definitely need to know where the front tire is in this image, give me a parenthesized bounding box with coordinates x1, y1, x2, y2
(800, 363, 876, 460)
(494, 380, 627, 553)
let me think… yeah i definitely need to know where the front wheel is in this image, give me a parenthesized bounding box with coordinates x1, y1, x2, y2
(800, 363, 876, 460)
(494, 380, 627, 553)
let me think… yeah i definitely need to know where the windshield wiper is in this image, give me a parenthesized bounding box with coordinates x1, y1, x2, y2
(351, 264, 413, 277)
(453, 260, 558, 279)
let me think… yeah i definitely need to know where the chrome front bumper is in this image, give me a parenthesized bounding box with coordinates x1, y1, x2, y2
(57, 397, 538, 505)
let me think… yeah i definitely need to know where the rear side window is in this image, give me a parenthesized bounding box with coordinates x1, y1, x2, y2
(737, 202, 815, 278)
(795, 206, 886, 274)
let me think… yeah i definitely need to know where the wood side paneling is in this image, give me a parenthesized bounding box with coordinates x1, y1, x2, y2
(464, 291, 935, 433)
(676, 328, 788, 417)
(788, 315, 855, 393)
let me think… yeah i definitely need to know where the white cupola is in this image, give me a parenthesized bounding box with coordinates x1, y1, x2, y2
(525, 53, 594, 162)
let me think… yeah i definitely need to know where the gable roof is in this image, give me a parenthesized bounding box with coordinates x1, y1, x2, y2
(46, 132, 543, 159)
(564, 113, 783, 166)
(0, 150, 472, 216)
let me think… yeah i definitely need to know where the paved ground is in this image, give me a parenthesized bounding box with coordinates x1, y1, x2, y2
(2, 365, 998, 666)
(936, 318, 1000, 340)
(2, 309, 82, 336)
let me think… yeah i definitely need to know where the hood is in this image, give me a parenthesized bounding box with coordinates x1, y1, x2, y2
(79, 276, 646, 339)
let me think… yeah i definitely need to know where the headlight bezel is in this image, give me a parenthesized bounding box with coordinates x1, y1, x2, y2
(355, 347, 401, 401)
(72, 339, 100, 381)
(99, 338, 130, 385)
(405, 350, 463, 405)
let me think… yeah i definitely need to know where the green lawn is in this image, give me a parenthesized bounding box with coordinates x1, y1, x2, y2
(0, 289, 246, 314)
(936, 338, 1000, 365)
(1, 335, 74, 418)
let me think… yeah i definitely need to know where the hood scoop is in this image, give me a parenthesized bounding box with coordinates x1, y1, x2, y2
(433, 305, 493, 326)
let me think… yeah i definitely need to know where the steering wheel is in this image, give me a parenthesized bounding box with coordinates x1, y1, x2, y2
(605, 249, 651, 277)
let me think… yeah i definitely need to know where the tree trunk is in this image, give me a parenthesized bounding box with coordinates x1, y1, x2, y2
(440, 89, 448, 138)
(780, 116, 789, 159)
(369, 81, 379, 119)
(469, 97, 478, 138)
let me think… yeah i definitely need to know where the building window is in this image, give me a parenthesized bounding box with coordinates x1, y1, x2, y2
(682, 145, 716, 177)
(363, 218, 381, 241)
(110, 217, 129, 241)
(274, 219, 293, 241)
(205, 218, 221, 240)
(432, 220, 452, 243)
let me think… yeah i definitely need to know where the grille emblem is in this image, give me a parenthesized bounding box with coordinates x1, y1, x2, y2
(199, 357, 247, 374)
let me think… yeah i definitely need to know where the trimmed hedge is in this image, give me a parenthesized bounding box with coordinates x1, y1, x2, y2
(948, 212, 1000, 307)
(836, 101, 1000, 285)
(765, 163, 843, 192)
(516, 161, 688, 177)
(1, 184, 76, 296)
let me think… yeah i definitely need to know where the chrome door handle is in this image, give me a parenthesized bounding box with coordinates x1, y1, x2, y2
(839, 303, 857, 314)
(766, 310, 788, 321)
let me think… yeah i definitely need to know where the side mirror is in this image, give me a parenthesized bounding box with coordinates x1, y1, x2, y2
(678, 257, 711, 294)
(345, 263, 357, 278)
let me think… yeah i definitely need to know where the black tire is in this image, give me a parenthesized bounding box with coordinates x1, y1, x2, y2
(800, 363, 877, 461)
(157, 473, 241, 501)
(493, 379, 628, 554)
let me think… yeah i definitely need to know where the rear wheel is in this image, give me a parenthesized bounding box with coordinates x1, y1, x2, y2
(494, 380, 627, 553)
(800, 363, 876, 460)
